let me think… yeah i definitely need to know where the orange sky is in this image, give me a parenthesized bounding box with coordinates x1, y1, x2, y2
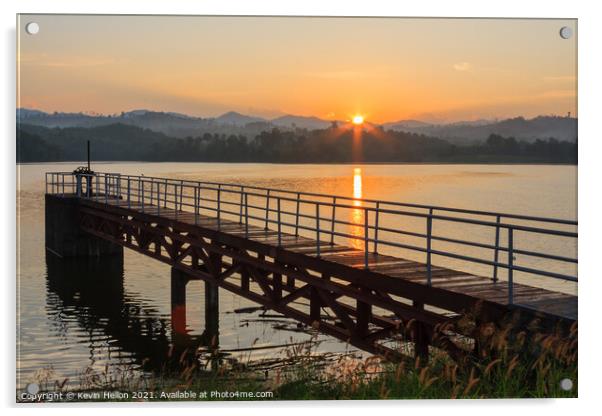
(17, 15, 577, 123)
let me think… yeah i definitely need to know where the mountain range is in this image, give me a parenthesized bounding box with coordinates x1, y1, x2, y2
(17, 108, 577, 143)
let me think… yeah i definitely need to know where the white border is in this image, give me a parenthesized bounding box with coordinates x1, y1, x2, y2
(3, 0, 602, 414)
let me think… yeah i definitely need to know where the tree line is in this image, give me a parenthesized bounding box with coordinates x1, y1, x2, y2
(17, 123, 577, 164)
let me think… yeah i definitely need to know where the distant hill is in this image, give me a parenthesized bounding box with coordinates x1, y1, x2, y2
(382, 119, 432, 129)
(17, 109, 272, 138)
(16, 122, 576, 164)
(214, 111, 266, 126)
(17, 109, 577, 144)
(17, 123, 175, 161)
(384, 116, 577, 144)
(271, 115, 333, 130)
(16, 108, 337, 138)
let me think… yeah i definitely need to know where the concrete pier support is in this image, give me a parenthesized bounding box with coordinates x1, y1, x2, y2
(170, 267, 219, 344)
(45, 194, 123, 258)
(171, 268, 190, 336)
(204, 281, 219, 343)
(411, 300, 430, 360)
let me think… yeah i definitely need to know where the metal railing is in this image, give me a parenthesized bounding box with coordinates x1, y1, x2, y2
(46, 171, 578, 305)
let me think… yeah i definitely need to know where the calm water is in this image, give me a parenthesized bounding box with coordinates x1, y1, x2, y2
(16, 162, 577, 389)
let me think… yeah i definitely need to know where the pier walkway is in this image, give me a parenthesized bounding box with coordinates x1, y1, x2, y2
(45, 171, 578, 359)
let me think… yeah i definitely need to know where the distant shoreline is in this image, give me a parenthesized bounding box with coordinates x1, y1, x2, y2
(16, 160, 578, 166)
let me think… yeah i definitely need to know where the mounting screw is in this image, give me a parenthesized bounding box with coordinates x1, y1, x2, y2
(25, 22, 40, 35)
(559, 26, 573, 40)
(560, 378, 573, 391)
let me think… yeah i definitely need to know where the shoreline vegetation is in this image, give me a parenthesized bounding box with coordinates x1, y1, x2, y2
(18, 312, 578, 402)
(16, 160, 579, 167)
(17, 123, 577, 165)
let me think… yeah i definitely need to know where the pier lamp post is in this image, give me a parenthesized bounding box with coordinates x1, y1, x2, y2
(72, 141, 95, 197)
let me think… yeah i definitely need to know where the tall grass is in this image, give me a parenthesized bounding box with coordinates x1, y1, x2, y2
(19, 313, 577, 401)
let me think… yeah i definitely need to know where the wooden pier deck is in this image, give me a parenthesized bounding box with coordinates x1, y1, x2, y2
(89, 197, 577, 320)
(45, 172, 578, 359)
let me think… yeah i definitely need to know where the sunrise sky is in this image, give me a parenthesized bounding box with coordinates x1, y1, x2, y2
(17, 15, 577, 123)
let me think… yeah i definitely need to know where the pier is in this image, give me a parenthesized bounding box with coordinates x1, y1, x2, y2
(44, 171, 578, 360)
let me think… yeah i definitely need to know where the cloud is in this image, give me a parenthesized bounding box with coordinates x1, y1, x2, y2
(453, 62, 472, 72)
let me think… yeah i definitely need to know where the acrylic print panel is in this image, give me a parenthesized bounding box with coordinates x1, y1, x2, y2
(16, 15, 577, 402)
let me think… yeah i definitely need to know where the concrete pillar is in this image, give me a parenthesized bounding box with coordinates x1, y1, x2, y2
(240, 266, 250, 291)
(356, 289, 372, 338)
(273, 271, 283, 300)
(204, 280, 219, 343)
(171, 268, 190, 336)
(310, 287, 321, 323)
(45, 194, 123, 258)
(413, 321, 430, 360)
(205, 252, 221, 344)
(412, 300, 430, 360)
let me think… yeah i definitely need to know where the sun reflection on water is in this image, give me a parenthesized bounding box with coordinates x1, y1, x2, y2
(350, 168, 364, 249)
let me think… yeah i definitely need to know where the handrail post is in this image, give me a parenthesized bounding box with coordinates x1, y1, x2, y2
(373, 202, 380, 253)
(217, 185, 222, 226)
(164, 179, 168, 208)
(330, 197, 336, 245)
(150, 178, 154, 209)
(104, 175, 108, 205)
(141, 180, 145, 213)
(157, 181, 161, 215)
(426, 208, 433, 286)
(264, 190, 271, 230)
(316, 203, 321, 258)
(194, 186, 199, 225)
(239, 186, 244, 224)
(364, 208, 369, 270)
(127, 178, 131, 209)
(95, 175, 99, 202)
(493, 215, 501, 282)
(295, 192, 301, 237)
(179, 180, 184, 211)
(508, 228, 514, 305)
(197, 185, 202, 216)
(244, 192, 249, 238)
(277, 197, 282, 246)
(174, 184, 178, 220)
(117, 175, 121, 200)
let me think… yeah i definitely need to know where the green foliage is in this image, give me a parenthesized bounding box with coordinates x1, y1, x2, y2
(16, 123, 577, 164)
(272, 319, 578, 400)
(16, 130, 61, 162)
(20, 318, 577, 401)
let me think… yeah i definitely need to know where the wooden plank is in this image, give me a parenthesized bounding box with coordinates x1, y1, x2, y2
(79, 198, 577, 324)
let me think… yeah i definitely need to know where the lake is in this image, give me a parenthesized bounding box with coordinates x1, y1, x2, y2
(16, 162, 578, 389)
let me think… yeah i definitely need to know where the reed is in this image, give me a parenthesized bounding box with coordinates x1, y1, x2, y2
(18, 315, 577, 401)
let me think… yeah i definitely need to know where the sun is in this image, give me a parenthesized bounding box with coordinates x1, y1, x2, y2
(352, 115, 364, 125)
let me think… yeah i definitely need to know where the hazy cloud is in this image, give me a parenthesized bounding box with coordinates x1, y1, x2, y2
(453, 62, 472, 72)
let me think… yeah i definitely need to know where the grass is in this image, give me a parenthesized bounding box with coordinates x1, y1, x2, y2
(18, 313, 577, 402)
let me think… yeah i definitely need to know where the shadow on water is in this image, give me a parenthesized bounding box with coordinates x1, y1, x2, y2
(44, 252, 218, 374)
